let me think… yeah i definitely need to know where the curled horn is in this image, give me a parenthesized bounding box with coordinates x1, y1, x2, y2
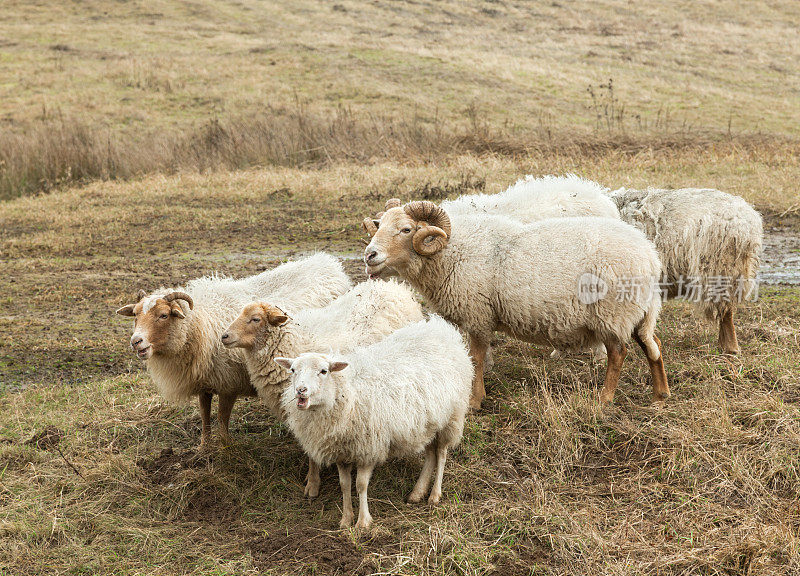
(385, 198, 401, 210)
(163, 292, 194, 310)
(361, 198, 402, 237)
(404, 201, 451, 256)
(137, 289, 147, 301)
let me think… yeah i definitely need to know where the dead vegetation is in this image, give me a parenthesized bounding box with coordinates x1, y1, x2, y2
(1, 165, 799, 574)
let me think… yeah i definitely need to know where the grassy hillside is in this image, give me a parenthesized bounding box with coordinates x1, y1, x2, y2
(1, 0, 800, 199)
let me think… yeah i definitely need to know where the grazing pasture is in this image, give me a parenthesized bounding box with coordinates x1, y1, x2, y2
(1, 0, 800, 574)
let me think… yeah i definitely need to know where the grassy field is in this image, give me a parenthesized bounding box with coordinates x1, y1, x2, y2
(2, 0, 800, 574)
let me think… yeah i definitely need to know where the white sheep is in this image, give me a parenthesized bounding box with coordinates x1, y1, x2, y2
(220, 279, 424, 497)
(363, 174, 618, 236)
(364, 201, 670, 409)
(275, 315, 473, 530)
(442, 173, 620, 221)
(609, 187, 763, 354)
(115, 253, 351, 449)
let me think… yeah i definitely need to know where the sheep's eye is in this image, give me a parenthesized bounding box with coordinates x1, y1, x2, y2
(290, 368, 294, 373)
(159, 313, 169, 320)
(250, 317, 261, 323)
(401, 227, 412, 234)
(320, 369, 328, 375)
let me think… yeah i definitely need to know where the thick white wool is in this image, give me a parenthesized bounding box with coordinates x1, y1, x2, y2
(609, 187, 763, 318)
(389, 213, 663, 357)
(144, 253, 352, 402)
(281, 315, 473, 467)
(442, 174, 619, 222)
(245, 279, 424, 416)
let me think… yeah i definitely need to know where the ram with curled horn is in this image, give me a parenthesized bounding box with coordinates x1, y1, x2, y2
(404, 200, 451, 255)
(113, 254, 352, 457)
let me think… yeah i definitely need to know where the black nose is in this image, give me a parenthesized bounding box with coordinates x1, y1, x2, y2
(365, 249, 377, 263)
(131, 336, 143, 348)
(221, 333, 229, 341)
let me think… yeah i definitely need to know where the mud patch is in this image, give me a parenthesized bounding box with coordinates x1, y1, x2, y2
(249, 525, 381, 575)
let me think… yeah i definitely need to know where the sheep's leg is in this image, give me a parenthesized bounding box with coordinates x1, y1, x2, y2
(337, 463, 354, 529)
(468, 334, 488, 410)
(408, 442, 437, 503)
(354, 464, 375, 530)
(198, 392, 213, 450)
(217, 393, 237, 446)
(305, 458, 321, 499)
(599, 340, 626, 404)
(633, 333, 670, 402)
(719, 309, 740, 355)
(428, 442, 449, 505)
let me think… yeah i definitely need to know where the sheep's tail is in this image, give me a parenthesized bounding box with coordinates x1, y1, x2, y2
(636, 293, 662, 361)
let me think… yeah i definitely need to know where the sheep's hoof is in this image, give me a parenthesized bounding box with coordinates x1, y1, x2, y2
(406, 491, 424, 504)
(354, 516, 373, 531)
(469, 398, 483, 411)
(304, 482, 320, 499)
(218, 433, 232, 448)
(598, 390, 615, 405)
(428, 493, 441, 506)
(339, 514, 354, 529)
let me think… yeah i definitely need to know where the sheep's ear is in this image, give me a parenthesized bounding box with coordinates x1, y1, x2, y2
(170, 304, 186, 319)
(329, 362, 348, 372)
(372, 219, 380, 228)
(267, 311, 289, 326)
(116, 304, 136, 316)
(274, 357, 294, 370)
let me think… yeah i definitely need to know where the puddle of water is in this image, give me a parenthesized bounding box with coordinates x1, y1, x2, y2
(760, 228, 800, 285)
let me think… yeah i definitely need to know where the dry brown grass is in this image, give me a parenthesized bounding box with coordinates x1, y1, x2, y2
(1, 163, 799, 575)
(2, 0, 799, 199)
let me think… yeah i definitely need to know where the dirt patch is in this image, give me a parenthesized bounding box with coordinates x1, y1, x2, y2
(183, 487, 240, 525)
(25, 425, 62, 450)
(490, 540, 550, 575)
(248, 525, 382, 575)
(136, 447, 210, 485)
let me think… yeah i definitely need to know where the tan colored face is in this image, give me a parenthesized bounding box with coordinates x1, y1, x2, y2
(116, 295, 187, 360)
(363, 208, 418, 278)
(221, 302, 288, 350)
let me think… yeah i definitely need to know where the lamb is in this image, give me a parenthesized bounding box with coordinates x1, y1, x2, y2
(608, 187, 763, 354)
(275, 315, 473, 530)
(220, 279, 424, 497)
(115, 253, 351, 449)
(364, 201, 670, 409)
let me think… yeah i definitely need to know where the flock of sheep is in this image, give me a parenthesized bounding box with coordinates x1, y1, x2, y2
(116, 174, 763, 530)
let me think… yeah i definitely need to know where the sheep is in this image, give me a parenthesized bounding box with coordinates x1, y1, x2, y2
(442, 173, 620, 221)
(275, 315, 473, 530)
(363, 174, 618, 237)
(364, 201, 670, 409)
(220, 279, 424, 497)
(608, 187, 763, 354)
(115, 253, 351, 450)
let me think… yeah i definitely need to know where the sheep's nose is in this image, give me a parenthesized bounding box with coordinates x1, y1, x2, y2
(221, 333, 229, 341)
(297, 386, 308, 396)
(365, 249, 378, 263)
(131, 336, 143, 349)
